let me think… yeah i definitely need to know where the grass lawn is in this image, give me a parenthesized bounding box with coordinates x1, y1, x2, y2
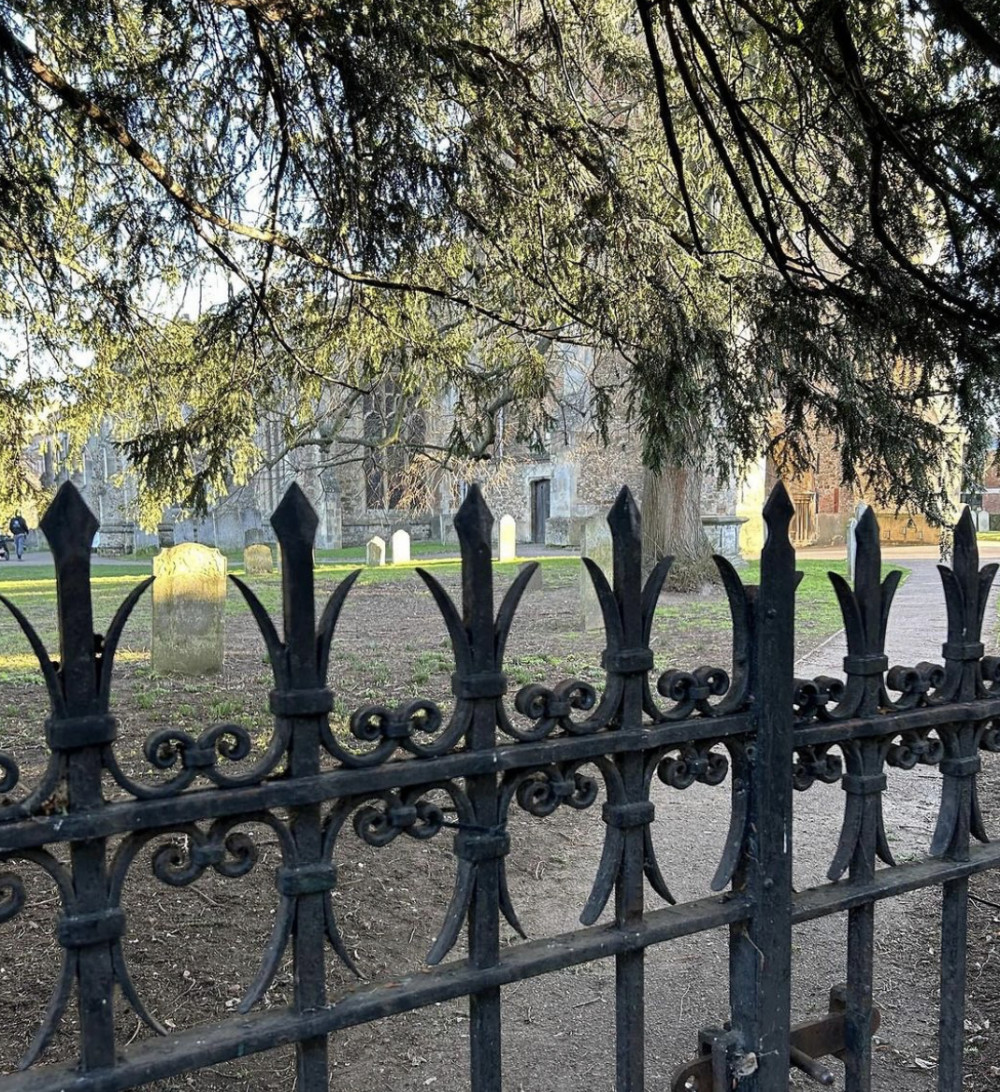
(0, 554, 581, 681)
(0, 553, 903, 685)
(653, 558, 907, 650)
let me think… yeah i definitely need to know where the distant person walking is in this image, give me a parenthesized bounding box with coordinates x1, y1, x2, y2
(9, 512, 28, 561)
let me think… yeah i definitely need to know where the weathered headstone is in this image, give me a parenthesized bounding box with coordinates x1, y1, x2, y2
(367, 536, 386, 566)
(151, 544, 227, 675)
(847, 502, 868, 582)
(498, 515, 516, 562)
(391, 529, 410, 564)
(701, 515, 747, 566)
(243, 543, 274, 575)
(978, 510, 991, 534)
(519, 560, 543, 593)
(580, 515, 613, 631)
(157, 521, 175, 549)
(846, 518, 859, 582)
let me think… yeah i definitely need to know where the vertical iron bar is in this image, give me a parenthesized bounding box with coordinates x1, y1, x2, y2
(609, 489, 646, 1092)
(42, 485, 117, 1071)
(934, 727, 974, 1092)
(272, 486, 329, 1091)
(938, 877, 968, 1092)
(844, 889, 875, 1091)
(934, 508, 990, 1090)
(728, 484, 795, 1092)
(843, 509, 888, 1092)
(456, 488, 503, 1092)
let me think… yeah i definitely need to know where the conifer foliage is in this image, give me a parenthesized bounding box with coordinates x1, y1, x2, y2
(0, 1, 997, 517)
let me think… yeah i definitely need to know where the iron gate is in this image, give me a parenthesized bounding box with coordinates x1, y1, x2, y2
(0, 479, 997, 1091)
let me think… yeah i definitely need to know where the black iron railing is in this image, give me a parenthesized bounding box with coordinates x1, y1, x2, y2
(0, 481, 996, 1092)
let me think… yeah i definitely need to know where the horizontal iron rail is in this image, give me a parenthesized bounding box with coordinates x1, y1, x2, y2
(1, 713, 759, 850)
(4, 843, 995, 1092)
(793, 698, 1000, 746)
(5, 696, 1000, 854)
(791, 839, 1000, 923)
(0, 893, 751, 1092)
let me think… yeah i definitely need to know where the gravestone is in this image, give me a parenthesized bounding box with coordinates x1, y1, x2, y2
(847, 502, 868, 582)
(391, 529, 411, 564)
(519, 560, 543, 593)
(367, 536, 386, 566)
(243, 543, 274, 575)
(498, 515, 516, 562)
(978, 510, 991, 534)
(579, 516, 613, 631)
(151, 544, 227, 675)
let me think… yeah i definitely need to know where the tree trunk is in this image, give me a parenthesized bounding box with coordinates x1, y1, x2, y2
(641, 462, 715, 589)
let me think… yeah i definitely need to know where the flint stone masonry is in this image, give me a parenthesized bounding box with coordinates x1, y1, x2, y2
(367, 536, 386, 566)
(498, 515, 516, 562)
(151, 544, 227, 675)
(391, 529, 411, 564)
(580, 515, 613, 631)
(243, 544, 274, 575)
(344, 518, 432, 548)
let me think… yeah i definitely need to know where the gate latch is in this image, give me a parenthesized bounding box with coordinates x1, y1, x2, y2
(671, 985, 881, 1090)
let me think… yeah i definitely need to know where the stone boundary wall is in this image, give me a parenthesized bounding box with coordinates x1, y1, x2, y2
(341, 518, 434, 548)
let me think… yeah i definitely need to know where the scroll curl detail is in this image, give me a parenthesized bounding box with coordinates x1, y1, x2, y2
(657, 740, 729, 790)
(884, 662, 947, 711)
(105, 720, 289, 798)
(793, 744, 843, 791)
(152, 827, 259, 887)
(886, 729, 943, 770)
(350, 699, 442, 748)
(508, 680, 601, 739)
(353, 793, 446, 847)
(793, 676, 846, 721)
(513, 766, 600, 818)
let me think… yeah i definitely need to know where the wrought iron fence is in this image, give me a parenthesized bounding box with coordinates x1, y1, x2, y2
(0, 480, 998, 1091)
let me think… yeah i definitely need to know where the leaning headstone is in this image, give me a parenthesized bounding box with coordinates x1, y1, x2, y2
(391, 529, 411, 564)
(152, 544, 227, 675)
(978, 510, 991, 534)
(366, 536, 386, 566)
(519, 560, 543, 593)
(243, 543, 274, 575)
(580, 516, 613, 631)
(498, 515, 517, 562)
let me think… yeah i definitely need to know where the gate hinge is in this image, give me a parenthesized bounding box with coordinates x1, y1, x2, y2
(671, 985, 881, 1090)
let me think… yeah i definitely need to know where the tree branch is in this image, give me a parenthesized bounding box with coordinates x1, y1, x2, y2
(0, 16, 577, 343)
